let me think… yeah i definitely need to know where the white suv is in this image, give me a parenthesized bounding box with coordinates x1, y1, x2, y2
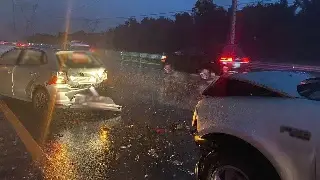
(192, 71, 320, 180)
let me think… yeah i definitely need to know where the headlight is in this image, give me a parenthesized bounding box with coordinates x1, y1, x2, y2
(102, 70, 108, 80)
(192, 109, 198, 127)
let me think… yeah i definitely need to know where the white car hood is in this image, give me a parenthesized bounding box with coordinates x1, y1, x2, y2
(231, 71, 313, 97)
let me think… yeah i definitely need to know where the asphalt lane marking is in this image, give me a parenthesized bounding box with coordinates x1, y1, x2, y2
(0, 100, 47, 163)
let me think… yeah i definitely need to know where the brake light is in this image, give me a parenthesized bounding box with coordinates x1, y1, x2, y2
(242, 57, 250, 63)
(48, 72, 67, 85)
(16, 43, 28, 47)
(161, 55, 167, 63)
(220, 57, 233, 62)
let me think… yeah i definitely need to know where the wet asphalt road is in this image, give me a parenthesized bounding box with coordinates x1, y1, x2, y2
(2, 52, 319, 180)
(0, 58, 209, 180)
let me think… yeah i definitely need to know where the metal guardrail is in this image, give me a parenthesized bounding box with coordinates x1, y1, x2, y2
(119, 51, 163, 66)
(116, 51, 320, 73)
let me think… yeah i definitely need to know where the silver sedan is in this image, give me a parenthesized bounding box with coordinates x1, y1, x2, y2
(0, 46, 116, 112)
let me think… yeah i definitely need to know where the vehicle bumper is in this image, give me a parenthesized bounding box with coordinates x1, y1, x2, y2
(191, 126, 213, 180)
(221, 62, 250, 74)
(46, 84, 122, 112)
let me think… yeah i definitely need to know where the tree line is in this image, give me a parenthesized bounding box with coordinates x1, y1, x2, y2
(28, 0, 320, 61)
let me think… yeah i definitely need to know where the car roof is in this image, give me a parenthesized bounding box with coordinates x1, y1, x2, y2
(56, 50, 93, 54)
(228, 71, 313, 97)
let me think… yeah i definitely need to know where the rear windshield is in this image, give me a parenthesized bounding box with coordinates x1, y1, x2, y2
(221, 44, 245, 57)
(56, 51, 102, 68)
(69, 46, 90, 51)
(203, 76, 284, 97)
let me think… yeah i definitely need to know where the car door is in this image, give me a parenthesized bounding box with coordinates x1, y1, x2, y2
(305, 91, 320, 180)
(0, 49, 22, 96)
(13, 49, 47, 100)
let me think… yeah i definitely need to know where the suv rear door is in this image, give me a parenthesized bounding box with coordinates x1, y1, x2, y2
(0, 49, 22, 96)
(56, 51, 106, 88)
(13, 49, 48, 100)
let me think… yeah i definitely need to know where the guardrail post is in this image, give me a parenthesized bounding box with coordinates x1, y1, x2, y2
(139, 55, 142, 70)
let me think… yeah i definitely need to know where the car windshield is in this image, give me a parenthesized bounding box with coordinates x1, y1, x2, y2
(56, 51, 102, 68)
(1, 1, 320, 180)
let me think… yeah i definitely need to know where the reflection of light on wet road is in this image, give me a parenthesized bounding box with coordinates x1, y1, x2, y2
(41, 116, 121, 180)
(98, 125, 111, 149)
(43, 142, 76, 180)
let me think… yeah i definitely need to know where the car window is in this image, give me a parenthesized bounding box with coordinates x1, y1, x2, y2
(56, 52, 102, 68)
(203, 77, 283, 97)
(19, 49, 45, 65)
(0, 49, 21, 65)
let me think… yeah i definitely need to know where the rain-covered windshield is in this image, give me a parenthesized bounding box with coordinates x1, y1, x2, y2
(1, 1, 320, 180)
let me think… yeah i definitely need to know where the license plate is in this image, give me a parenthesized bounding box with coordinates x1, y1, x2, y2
(233, 62, 241, 68)
(89, 77, 96, 82)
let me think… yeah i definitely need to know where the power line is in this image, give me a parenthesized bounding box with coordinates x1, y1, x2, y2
(230, 0, 237, 44)
(16, 0, 40, 34)
(44, 9, 194, 21)
(33, 0, 297, 33)
(11, 0, 16, 32)
(43, 0, 295, 22)
(70, 0, 101, 12)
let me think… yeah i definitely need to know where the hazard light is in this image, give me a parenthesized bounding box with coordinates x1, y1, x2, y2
(220, 57, 233, 62)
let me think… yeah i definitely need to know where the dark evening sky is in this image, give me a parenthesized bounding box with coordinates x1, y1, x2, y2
(0, 0, 289, 39)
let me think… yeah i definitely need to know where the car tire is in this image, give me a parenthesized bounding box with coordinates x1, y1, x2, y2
(32, 88, 50, 113)
(200, 146, 280, 180)
(200, 69, 211, 80)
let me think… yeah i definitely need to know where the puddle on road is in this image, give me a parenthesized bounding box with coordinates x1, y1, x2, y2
(41, 116, 122, 180)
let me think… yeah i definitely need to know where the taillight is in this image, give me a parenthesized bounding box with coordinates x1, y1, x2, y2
(220, 57, 233, 62)
(161, 55, 167, 63)
(242, 57, 250, 63)
(16, 42, 29, 47)
(48, 72, 67, 85)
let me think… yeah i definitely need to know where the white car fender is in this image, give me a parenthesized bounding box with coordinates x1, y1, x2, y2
(196, 97, 317, 180)
(199, 126, 297, 180)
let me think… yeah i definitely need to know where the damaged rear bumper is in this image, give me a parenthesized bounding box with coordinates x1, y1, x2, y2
(49, 86, 122, 112)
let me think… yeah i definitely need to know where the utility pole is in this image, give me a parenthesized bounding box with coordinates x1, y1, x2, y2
(12, 0, 16, 33)
(230, 0, 237, 44)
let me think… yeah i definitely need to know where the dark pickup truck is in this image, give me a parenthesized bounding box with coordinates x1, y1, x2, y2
(163, 45, 250, 78)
